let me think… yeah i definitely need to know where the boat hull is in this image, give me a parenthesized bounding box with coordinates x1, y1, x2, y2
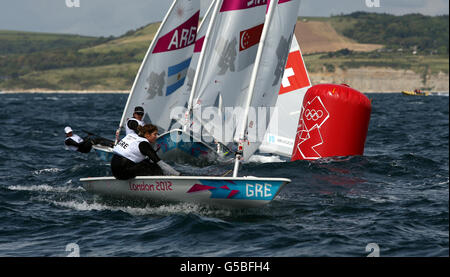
(93, 145, 114, 162)
(80, 176, 290, 208)
(402, 90, 430, 96)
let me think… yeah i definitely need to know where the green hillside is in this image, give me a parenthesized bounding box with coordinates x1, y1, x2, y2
(0, 13, 448, 91)
(80, 22, 160, 55)
(0, 30, 109, 55)
(330, 12, 449, 54)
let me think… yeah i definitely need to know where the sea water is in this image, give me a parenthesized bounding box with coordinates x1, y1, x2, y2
(0, 93, 448, 257)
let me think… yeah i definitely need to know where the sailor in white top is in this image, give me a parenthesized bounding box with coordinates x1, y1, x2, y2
(64, 126, 92, 153)
(111, 124, 180, 180)
(125, 106, 146, 135)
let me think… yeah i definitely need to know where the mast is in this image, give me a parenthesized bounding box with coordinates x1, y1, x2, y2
(183, 0, 222, 132)
(232, 0, 278, 177)
(115, 0, 179, 143)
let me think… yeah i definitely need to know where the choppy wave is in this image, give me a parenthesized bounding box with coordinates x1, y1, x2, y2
(7, 184, 84, 193)
(0, 93, 448, 257)
(32, 168, 62, 175)
(248, 154, 286, 163)
(42, 198, 239, 218)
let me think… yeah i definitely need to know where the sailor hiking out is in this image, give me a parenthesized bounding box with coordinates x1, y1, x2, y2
(64, 126, 94, 153)
(111, 124, 180, 180)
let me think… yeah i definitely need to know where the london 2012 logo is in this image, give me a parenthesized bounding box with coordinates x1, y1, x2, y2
(304, 108, 324, 121)
(293, 96, 329, 160)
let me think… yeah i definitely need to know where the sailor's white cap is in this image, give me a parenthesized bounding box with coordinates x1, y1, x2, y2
(64, 126, 73, 134)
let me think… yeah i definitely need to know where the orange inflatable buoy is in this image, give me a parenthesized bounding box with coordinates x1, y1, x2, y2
(291, 84, 371, 161)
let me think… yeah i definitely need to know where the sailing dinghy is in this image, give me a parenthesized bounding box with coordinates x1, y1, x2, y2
(165, 1, 312, 164)
(80, 175, 289, 208)
(151, 0, 233, 165)
(81, 0, 300, 208)
(93, 0, 226, 164)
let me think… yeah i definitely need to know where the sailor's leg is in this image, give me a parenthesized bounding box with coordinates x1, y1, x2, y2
(91, 136, 114, 147)
(130, 160, 163, 176)
(77, 140, 93, 153)
(111, 155, 135, 180)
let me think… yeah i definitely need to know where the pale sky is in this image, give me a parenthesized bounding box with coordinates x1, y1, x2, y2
(0, 0, 448, 37)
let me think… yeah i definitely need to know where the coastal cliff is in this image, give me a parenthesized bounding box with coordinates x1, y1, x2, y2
(309, 67, 449, 92)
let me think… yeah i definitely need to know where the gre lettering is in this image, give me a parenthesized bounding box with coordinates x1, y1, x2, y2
(118, 140, 129, 149)
(246, 183, 272, 198)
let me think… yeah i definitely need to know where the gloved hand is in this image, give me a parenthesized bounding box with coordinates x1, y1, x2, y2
(157, 160, 180, 176)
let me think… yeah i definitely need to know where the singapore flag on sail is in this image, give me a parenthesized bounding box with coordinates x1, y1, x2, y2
(238, 23, 264, 71)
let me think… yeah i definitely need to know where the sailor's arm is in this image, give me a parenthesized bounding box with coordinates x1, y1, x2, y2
(138, 141, 180, 176)
(127, 119, 139, 134)
(138, 141, 160, 164)
(65, 138, 81, 147)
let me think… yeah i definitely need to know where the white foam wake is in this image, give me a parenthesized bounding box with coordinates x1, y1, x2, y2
(45, 199, 237, 218)
(32, 168, 62, 175)
(7, 184, 84, 193)
(248, 155, 285, 163)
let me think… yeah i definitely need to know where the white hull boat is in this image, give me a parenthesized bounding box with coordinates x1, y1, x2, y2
(82, 0, 301, 209)
(80, 176, 290, 208)
(92, 144, 114, 162)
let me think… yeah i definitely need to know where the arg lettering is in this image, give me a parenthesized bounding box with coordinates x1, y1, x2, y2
(168, 26, 197, 50)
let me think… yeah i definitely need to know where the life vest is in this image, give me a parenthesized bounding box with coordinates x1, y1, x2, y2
(113, 133, 148, 163)
(65, 134, 83, 151)
(125, 117, 145, 135)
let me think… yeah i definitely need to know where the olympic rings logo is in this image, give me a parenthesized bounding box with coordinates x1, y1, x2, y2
(304, 109, 323, 121)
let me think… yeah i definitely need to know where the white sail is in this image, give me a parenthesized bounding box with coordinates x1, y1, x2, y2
(84, 0, 294, 207)
(236, 0, 302, 162)
(172, 0, 215, 131)
(181, 0, 215, 103)
(259, 34, 312, 157)
(118, 0, 200, 134)
(187, 0, 268, 144)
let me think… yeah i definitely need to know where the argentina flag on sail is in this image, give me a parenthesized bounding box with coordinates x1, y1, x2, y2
(166, 57, 192, 96)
